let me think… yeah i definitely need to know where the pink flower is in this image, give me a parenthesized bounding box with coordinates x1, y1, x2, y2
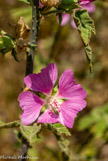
(18, 63, 87, 128)
(79, 0, 95, 5)
(59, 0, 96, 27)
(39, 1, 43, 7)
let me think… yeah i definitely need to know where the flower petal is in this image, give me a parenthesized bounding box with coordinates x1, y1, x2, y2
(82, 3, 96, 13)
(39, 1, 43, 7)
(57, 13, 70, 26)
(18, 91, 44, 125)
(59, 99, 86, 128)
(57, 70, 87, 99)
(37, 110, 59, 124)
(24, 63, 58, 95)
(71, 18, 77, 29)
(79, 0, 95, 5)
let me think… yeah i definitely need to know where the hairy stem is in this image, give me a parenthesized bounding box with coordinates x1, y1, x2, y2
(25, 0, 40, 75)
(0, 120, 20, 129)
(19, 138, 30, 161)
(21, 0, 40, 160)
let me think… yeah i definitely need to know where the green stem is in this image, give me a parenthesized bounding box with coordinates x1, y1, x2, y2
(0, 120, 20, 128)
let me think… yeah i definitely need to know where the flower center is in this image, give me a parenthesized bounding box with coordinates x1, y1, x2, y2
(46, 96, 61, 113)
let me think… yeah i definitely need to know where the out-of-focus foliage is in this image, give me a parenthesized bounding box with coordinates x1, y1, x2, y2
(78, 103, 108, 138)
(19, 0, 30, 4)
(11, 7, 32, 23)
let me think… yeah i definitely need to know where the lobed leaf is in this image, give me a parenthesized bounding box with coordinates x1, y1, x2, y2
(43, 123, 71, 136)
(74, 9, 96, 72)
(20, 123, 41, 145)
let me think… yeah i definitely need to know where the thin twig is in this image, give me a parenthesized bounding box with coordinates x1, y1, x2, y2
(41, 9, 64, 16)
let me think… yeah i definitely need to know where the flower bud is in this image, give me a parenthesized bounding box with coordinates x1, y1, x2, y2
(40, 0, 61, 7)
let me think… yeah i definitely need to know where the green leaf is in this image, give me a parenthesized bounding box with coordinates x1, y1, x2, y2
(19, 0, 30, 4)
(74, 9, 96, 72)
(84, 45, 93, 72)
(20, 123, 41, 145)
(0, 35, 14, 55)
(53, 123, 71, 136)
(43, 123, 71, 136)
(74, 9, 95, 44)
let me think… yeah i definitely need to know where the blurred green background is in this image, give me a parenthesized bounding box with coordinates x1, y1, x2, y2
(0, 0, 108, 161)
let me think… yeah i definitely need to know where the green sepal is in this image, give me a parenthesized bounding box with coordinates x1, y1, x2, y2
(52, 85, 58, 95)
(60, 0, 80, 12)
